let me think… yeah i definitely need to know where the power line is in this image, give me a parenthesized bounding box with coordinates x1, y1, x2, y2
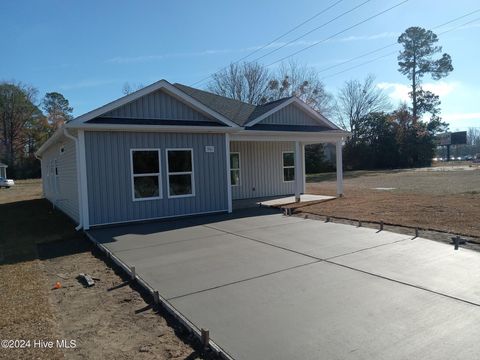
(319, 16, 480, 80)
(321, 51, 397, 80)
(191, 2, 479, 88)
(316, 8, 480, 75)
(432, 8, 480, 30)
(265, 0, 410, 67)
(190, 0, 370, 87)
(235, 0, 345, 63)
(190, 0, 346, 86)
(252, 0, 372, 63)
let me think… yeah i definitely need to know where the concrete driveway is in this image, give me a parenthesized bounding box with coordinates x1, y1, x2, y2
(88, 208, 480, 360)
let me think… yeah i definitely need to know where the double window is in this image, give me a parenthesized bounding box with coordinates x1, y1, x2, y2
(130, 148, 195, 200)
(230, 152, 240, 186)
(282, 151, 295, 182)
(167, 149, 194, 198)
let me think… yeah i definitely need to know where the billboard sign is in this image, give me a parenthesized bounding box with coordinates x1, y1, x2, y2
(435, 131, 467, 146)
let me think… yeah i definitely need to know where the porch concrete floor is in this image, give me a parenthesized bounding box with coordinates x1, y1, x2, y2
(233, 194, 335, 209)
(87, 208, 480, 360)
(258, 194, 335, 207)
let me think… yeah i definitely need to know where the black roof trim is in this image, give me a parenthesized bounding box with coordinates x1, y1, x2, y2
(87, 117, 227, 127)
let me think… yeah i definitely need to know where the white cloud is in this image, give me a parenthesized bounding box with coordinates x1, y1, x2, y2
(106, 48, 236, 64)
(59, 79, 119, 90)
(335, 32, 399, 42)
(376, 81, 459, 103)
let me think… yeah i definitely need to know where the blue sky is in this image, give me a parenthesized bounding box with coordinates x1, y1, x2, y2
(1, 0, 479, 130)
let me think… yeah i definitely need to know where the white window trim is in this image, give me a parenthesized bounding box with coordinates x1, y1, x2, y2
(282, 151, 295, 183)
(230, 152, 240, 187)
(130, 148, 162, 202)
(166, 148, 195, 199)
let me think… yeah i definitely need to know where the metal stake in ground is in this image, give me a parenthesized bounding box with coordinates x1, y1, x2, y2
(153, 291, 160, 305)
(201, 328, 210, 350)
(130, 266, 136, 281)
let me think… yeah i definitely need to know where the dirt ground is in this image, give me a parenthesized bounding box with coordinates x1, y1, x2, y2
(0, 180, 211, 360)
(300, 163, 480, 238)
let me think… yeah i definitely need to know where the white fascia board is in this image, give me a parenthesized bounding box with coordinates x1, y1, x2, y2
(68, 79, 240, 128)
(245, 97, 342, 130)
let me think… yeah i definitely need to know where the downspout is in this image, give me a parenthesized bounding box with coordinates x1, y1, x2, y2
(63, 127, 84, 231)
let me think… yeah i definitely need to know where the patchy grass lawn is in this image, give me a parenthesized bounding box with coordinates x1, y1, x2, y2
(301, 164, 480, 238)
(0, 180, 210, 360)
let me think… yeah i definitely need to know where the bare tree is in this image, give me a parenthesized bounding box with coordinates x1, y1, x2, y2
(334, 74, 391, 141)
(207, 61, 333, 115)
(266, 60, 333, 115)
(467, 127, 480, 146)
(207, 62, 270, 105)
(122, 82, 145, 96)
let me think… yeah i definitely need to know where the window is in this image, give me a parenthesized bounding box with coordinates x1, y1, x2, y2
(53, 159, 60, 193)
(130, 149, 161, 200)
(230, 152, 240, 186)
(167, 149, 194, 197)
(282, 151, 295, 182)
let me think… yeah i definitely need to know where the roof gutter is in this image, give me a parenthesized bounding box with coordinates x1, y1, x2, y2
(62, 127, 84, 231)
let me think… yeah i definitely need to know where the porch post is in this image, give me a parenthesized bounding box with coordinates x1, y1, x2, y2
(225, 133, 232, 213)
(295, 141, 302, 202)
(301, 143, 306, 194)
(335, 140, 344, 197)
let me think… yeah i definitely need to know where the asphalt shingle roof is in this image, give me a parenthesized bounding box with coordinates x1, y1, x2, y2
(173, 83, 292, 126)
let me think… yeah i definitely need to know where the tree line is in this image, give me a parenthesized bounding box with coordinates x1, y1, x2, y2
(0, 84, 72, 178)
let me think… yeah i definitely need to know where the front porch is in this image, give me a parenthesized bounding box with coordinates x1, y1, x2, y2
(226, 135, 345, 213)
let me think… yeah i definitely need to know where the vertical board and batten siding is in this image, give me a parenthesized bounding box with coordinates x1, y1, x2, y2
(85, 131, 228, 226)
(41, 136, 80, 223)
(259, 103, 320, 126)
(102, 89, 217, 122)
(230, 141, 297, 200)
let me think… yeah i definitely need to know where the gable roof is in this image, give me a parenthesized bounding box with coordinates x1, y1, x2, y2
(67, 80, 239, 128)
